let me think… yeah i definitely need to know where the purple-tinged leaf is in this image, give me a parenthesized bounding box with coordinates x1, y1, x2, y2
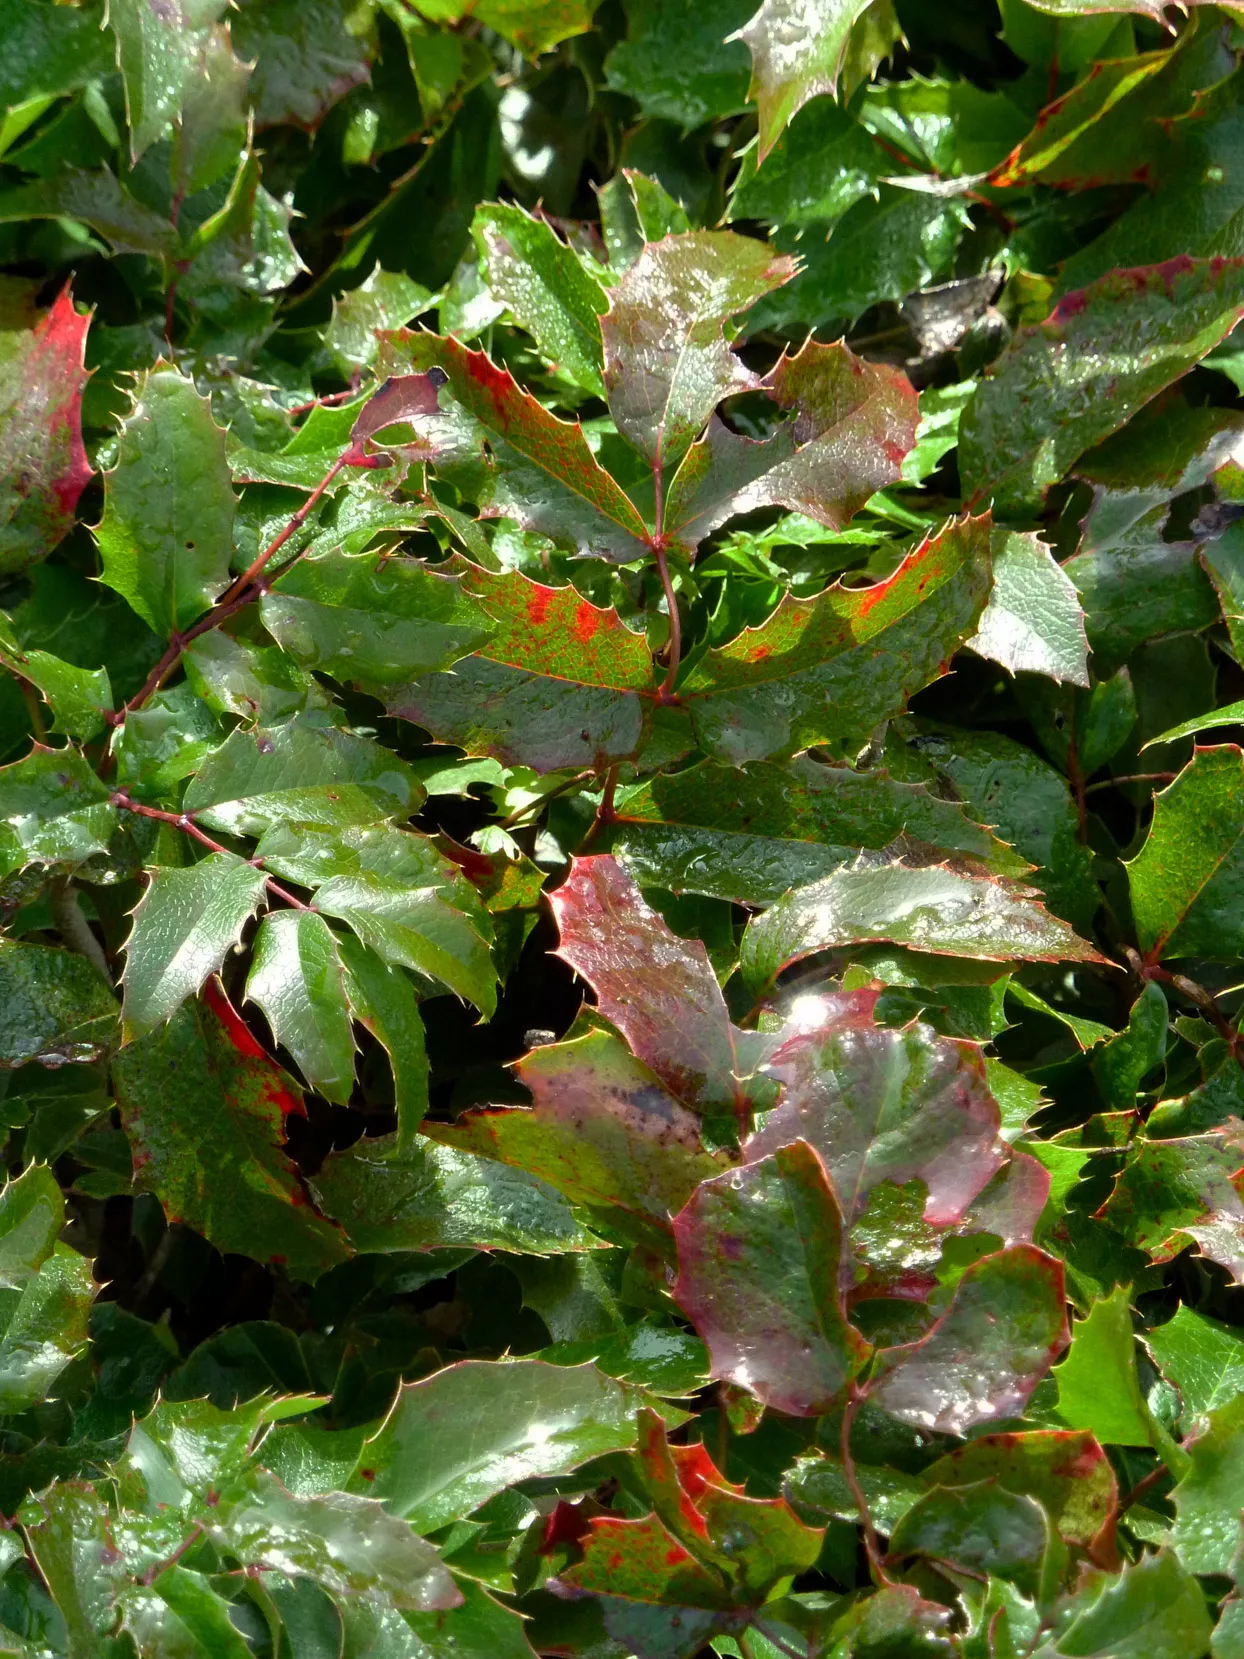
(679, 512, 992, 763)
(388, 560, 654, 773)
(662, 340, 919, 554)
(424, 1029, 727, 1230)
(600, 231, 795, 473)
(1096, 1126, 1244, 1285)
(551, 856, 764, 1121)
(960, 256, 1244, 518)
(112, 981, 349, 1282)
(350, 372, 447, 448)
(0, 286, 92, 577)
(672, 1140, 871, 1416)
(871, 1244, 1070, 1434)
(920, 1429, 1118, 1547)
(733, 0, 876, 162)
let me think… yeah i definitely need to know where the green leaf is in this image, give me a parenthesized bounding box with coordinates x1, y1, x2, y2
(604, 0, 753, 130)
(122, 853, 268, 1038)
(474, 203, 608, 397)
(345, 1358, 651, 1530)
(920, 1429, 1118, 1547)
(1171, 1393, 1244, 1574)
(1148, 1304, 1244, 1424)
(0, 743, 116, 883)
(1126, 744, 1244, 961)
(1043, 1548, 1213, 1659)
(0, 167, 180, 258)
(388, 559, 655, 773)
(337, 933, 428, 1146)
(259, 549, 492, 689)
(551, 856, 764, 1121)
(1146, 699, 1244, 750)
(0, 618, 113, 741)
(672, 1140, 870, 1416)
(735, 0, 876, 162)
(426, 1028, 726, 1230)
(607, 754, 1026, 904)
(231, 0, 373, 129)
(310, 1131, 603, 1255)
(0, 286, 92, 577)
(0, 940, 116, 1067)
(960, 257, 1244, 518)
(246, 911, 356, 1104)
(108, 0, 226, 160)
(112, 983, 349, 1280)
(1091, 982, 1167, 1113)
(325, 267, 435, 374)
(96, 368, 237, 636)
(600, 231, 795, 472)
(0, 1241, 94, 1412)
(0, 1165, 64, 1285)
(968, 529, 1089, 687)
(182, 714, 425, 835)
(889, 1484, 1049, 1597)
(1053, 1286, 1156, 1450)
(1097, 1127, 1244, 1286)
(871, 1244, 1069, 1435)
(729, 94, 885, 227)
(681, 512, 992, 764)
(740, 860, 1103, 994)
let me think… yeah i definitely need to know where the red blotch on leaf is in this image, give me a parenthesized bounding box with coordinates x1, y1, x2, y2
(539, 1500, 591, 1554)
(203, 978, 306, 1118)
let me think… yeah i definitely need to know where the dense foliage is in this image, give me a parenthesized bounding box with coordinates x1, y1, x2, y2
(7, 0, 1244, 1652)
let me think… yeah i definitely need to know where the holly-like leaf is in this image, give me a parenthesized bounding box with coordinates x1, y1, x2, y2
(1148, 1304, 1244, 1425)
(122, 853, 268, 1038)
(551, 855, 763, 1122)
(336, 933, 428, 1145)
(474, 202, 609, 397)
(231, 0, 373, 130)
(600, 231, 795, 473)
(0, 744, 116, 883)
(0, 1242, 94, 1414)
(604, 0, 753, 131)
(425, 1029, 727, 1230)
(388, 559, 655, 773)
(1046, 1547, 1214, 1659)
(967, 528, 1090, 687)
(1053, 1285, 1156, 1449)
(672, 1139, 870, 1415)
(0, 939, 117, 1068)
(959, 256, 1244, 517)
(0, 614, 113, 741)
(310, 1131, 603, 1255)
(112, 982, 349, 1280)
(346, 1358, 652, 1530)
(1125, 744, 1244, 962)
(109, 0, 227, 161)
(889, 1484, 1050, 1596)
(871, 1245, 1069, 1434)
(920, 1429, 1118, 1547)
(740, 859, 1104, 993)
(259, 549, 492, 689)
(680, 512, 992, 764)
(734, 0, 876, 162)
(0, 286, 91, 577)
(0, 168, 180, 259)
(1096, 1126, 1244, 1284)
(96, 367, 236, 636)
(1171, 1393, 1244, 1574)
(246, 911, 356, 1104)
(606, 754, 1027, 904)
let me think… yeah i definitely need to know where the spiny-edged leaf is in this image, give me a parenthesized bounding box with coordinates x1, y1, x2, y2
(1052, 1286, 1155, 1449)
(1043, 1547, 1213, 1659)
(0, 1242, 94, 1414)
(345, 1358, 654, 1530)
(259, 549, 492, 689)
(245, 911, 356, 1104)
(600, 169, 694, 274)
(348, 370, 445, 448)
(337, 933, 428, 1145)
(96, 367, 236, 635)
(474, 202, 608, 397)
(219, 1469, 462, 1609)
(606, 754, 1026, 904)
(679, 512, 991, 764)
(111, 981, 349, 1280)
(1171, 1393, 1244, 1573)
(0, 286, 91, 577)
(735, 0, 875, 162)
(603, 0, 753, 132)
(339, 1579, 537, 1659)
(967, 528, 1089, 686)
(1148, 1304, 1244, 1424)
(171, 18, 250, 198)
(920, 1429, 1118, 1547)
(254, 819, 472, 903)
(0, 939, 117, 1068)
(310, 1131, 603, 1255)
(109, 0, 226, 160)
(0, 168, 180, 259)
(0, 618, 113, 742)
(959, 256, 1244, 517)
(552, 1511, 732, 1608)
(0, 744, 115, 882)
(740, 859, 1104, 993)
(729, 94, 886, 227)
(1023, 0, 1240, 17)
(672, 1139, 870, 1416)
(1096, 1125, 1244, 1284)
(1126, 744, 1244, 961)
(662, 339, 919, 555)
(182, 712, 425, 835)
(0, 1165, 64, 1285)
(388, 558, 654, 773)
(551, 855, 763, 1121)
(888, 1484, 1049, 1597)
(231, 0, 373, 129)
(1092, 982, 1168, 1113)
(122, 853, 268, 1038)
(425, 1028, 727, 1230)
(383, 331, 651, 560)
(871, 1245, 1069, 1434)
(325, 268, 434, 374)
(600, 231, 795, 472)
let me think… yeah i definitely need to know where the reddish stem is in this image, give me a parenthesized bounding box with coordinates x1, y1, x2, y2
(653, 543, 682, 702)
(111, 791, 311, 911)
(840, 1388, 890, 1586)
